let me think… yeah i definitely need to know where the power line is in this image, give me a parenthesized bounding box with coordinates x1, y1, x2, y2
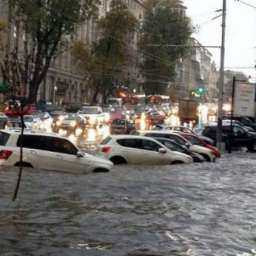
(234, 0, 256, 10)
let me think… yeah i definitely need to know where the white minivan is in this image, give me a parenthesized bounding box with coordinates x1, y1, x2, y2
(0, 130, 113, 173)
(99, 135, 193, 165)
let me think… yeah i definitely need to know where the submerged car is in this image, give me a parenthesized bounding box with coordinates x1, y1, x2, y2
(152, 137, 205, 163)
(139, 130, 216, 162)
(0, 130, 113, 173)
(99, 135, 193, 165)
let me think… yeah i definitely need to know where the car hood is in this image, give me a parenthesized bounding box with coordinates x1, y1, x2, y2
(248, 131, 256, 138)
(190, 144, 213, 154)
(199, 135, 214, 145)
(170, 151, 193, 161)
(84, 153, 113, 166)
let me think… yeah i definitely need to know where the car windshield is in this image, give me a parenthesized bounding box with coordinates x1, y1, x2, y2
(80, 107, 101, 114)
(158, 139, 187, 153)
(65, 114, 77, 120)
(24, 116, 34, 122)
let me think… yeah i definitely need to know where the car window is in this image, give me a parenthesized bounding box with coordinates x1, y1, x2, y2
(101, 136, 112, 145)
(141, 139, 161, 152)
(0, 132, 10, 145)
(17, 135, 44, 149)
(184, 135, 203, 145)
(117, 139, 138, 148)
(233, 126, 245, 134)
(18, 135, 78, 155)
(47, 138, 78, 155)
(161, 140, 177, 151)
(166, 134, 187, 145)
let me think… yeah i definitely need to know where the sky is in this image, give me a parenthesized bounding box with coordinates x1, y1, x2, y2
(183, 0, 256, 78)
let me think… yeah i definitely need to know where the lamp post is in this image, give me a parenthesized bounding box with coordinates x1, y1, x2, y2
(53, 86, 58, 105)
(216, 0, 227, 151)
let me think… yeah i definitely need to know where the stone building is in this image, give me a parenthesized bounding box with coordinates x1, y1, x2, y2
(0, 0, 145, 106)
(173, 38, 218, 103)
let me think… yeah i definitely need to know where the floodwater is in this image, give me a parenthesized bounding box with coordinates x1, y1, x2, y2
(1, 153, 256, 256)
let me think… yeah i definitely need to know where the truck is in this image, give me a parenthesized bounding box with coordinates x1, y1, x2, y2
(179, 100, 198, 124)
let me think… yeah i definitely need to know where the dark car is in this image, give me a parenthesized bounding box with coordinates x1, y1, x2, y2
(153, 137, 205, 163)
(202, 124, 256, 151)
(223, 116, 256, 131)
(110, 119, 135, 135)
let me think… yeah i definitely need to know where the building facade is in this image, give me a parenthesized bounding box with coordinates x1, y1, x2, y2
(173, 38, 219, 103)
(0, 0, 145, 106)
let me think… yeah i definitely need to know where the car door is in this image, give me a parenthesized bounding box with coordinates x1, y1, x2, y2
(232, 126, 251, 147)
(17, 135, 54, 169)
(42, 137, 90, 173)
(116, 138, 146, 164)
(139, 139, 173, 165)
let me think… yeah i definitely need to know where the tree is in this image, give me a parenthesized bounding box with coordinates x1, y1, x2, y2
(140, 0, 192, 95)
(72, 0, 138, 104)
(0, 0, 99, 103)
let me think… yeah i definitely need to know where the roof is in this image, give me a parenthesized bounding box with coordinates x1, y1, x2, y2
(109, 134, 158, 141)
(139, 130, 174, 134)
(2, 129, 63, 138)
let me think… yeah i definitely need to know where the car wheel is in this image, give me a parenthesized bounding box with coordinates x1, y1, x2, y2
(248, 142, 256, 152)
(93, 168, 109, 173)
(172, 160, 184, 165)
(200, 154, 211, 162)
(14, 162, 33, 168)
(110, 156, 127, 165)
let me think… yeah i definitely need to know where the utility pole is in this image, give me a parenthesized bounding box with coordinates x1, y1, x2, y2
(216, 0, 227, 150)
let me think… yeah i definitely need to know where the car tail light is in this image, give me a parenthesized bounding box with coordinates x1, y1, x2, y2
(102, 146, 112, 154)
(0, 150, 13, 160)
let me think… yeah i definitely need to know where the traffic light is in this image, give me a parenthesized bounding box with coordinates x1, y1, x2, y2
(191, 87, 207, 98)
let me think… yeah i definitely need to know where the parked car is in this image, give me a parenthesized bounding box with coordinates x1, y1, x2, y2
(54, 113, 82, 135)
(110, 119, 135, 135)
(0, 130, 113, 173)
(0, 113, 8, 129)
(202, 124, 256, 151)
(139, 130, 216, 162)
(223, 116, 256, 131)
(153, 124, 214, 145)
(78, 106, 105, 127)
(99, 135, 193, 165)
(152, 137, 205, 163)
(175, 132, 221, 158)
(5, 117, 22, 129)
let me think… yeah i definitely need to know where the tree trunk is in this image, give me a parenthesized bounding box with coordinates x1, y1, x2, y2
(91, 88, 100, 105)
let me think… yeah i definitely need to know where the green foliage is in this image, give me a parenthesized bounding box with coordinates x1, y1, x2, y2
(191, 87, 207, 98)
(0, 19, 7, 51)
(140, 0, 192, 95)
(72, 0, 138, 102)
(93, 1, 138, 89)
(1, 0, 99, 102)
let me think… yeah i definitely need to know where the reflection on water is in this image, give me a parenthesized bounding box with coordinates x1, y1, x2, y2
(1, 153, 256, 256)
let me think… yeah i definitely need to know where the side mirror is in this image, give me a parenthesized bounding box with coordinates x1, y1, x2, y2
(77, 151, 84, 158)
(159, 148, 167, 154)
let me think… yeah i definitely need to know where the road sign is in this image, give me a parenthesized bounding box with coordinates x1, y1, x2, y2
(234, 82, 255, 117)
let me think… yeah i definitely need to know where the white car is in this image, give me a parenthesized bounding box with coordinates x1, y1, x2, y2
(139, 130, 216, 162)
(0, 130, 113, 173)
(99, 135, 193, 165)
(78, 106, 105, 126)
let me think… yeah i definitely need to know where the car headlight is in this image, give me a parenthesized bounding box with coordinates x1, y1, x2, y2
(58, 116, 65, 122)
(56, 120, 62, 126)
(71, 121, 76, 127)
(89, 116, 96, 124)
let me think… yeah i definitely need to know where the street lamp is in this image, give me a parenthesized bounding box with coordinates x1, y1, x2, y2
(53, 86, 58, 105)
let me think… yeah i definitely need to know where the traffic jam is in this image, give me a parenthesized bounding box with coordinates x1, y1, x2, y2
(0, 92, 256, 174)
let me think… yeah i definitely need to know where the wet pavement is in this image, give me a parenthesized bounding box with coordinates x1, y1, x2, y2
(1, 153, 256, 256)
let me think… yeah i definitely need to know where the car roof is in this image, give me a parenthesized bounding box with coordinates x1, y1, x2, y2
(110, 135, 159, 141)
(139, 130, 174, 134)
(1, 129, 64, 138)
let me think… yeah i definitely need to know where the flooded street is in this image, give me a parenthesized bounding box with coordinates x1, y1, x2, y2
(1, 153, 256, 256)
